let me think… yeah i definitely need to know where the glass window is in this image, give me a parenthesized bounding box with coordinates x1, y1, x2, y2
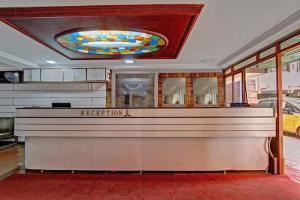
(115, 73, 155, 108)
(162, 78, 186, 106)
(193, 77, 218, 106)
(224, 68, 232, 75)
(282, 46, 300, 114)
(245, 57, 277, 107)
(259, 46, 275, 58)
(234, 56, 256, 71)
(225, 76, 232, 107)
(233, 73, 243, 103)
(290, 103, 300, 113)
(257, 100, 273, 108)
(280, 34, 300, 50)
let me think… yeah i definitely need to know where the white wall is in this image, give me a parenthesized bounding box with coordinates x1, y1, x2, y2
(0, 83, 106, 117)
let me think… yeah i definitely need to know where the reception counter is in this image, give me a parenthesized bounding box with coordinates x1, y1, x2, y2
(15, 108, 276, 171)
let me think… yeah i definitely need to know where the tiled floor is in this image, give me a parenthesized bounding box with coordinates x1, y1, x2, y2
(0, 146, 24, 179)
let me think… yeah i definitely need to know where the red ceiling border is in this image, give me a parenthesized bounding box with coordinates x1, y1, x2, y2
(0, 4, 203, 60)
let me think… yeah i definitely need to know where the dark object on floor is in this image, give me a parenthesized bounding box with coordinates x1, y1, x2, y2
(0, 117, 17, 150)
(0, 135, 18, 150)
(52, 103, 71, 108)
(231, 103, 250, 107)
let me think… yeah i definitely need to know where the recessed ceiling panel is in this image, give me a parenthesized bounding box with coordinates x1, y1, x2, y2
(0, 5, 203, 60)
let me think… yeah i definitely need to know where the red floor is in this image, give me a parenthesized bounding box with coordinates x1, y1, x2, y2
(0, 173, 300, 200)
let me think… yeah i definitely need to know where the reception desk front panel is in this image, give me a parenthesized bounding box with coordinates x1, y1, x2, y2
(15, 108, 275, 171)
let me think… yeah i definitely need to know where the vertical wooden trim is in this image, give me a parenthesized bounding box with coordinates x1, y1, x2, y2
(217, 73, 225, 107)
(154, 72, 159, 108)
(106, 71, 112, 108)
(242, 69, 247, 103)
(223, 70, 226, 106)
(275, 43, 284, 175)
(186, 74, 192, 108)
(231, 74, 234, 103)
(256, 53, 260, 62)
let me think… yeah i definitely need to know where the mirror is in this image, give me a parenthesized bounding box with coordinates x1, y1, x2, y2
(193, 77, 218, 106)
(115, 73, 155, 108)
(162, 78, 186, 106)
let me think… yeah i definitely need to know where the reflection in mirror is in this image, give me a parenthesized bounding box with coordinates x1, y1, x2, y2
(115, 73, 154, 108)
(162, 78, 186, 106)
(233, 73, 243, 103)
(193, 77, 218, 106)
(225, 76, 232, 107)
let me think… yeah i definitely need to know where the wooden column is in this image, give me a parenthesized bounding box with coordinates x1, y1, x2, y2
(106, 72, 112, 108)
(231, 69, 234, 103)
(217, 73, 225, 107)
(242, 69, 247, 103)
(275, 44, 284, 175)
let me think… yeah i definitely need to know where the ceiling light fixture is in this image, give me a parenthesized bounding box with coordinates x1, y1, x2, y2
(124, 59, 134, 64)
(56, 30, 167, 55)
(45, 60, 57, 64)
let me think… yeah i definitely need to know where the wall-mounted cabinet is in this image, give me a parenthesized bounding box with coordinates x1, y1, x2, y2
(41, 69, 64, 82)
(24, 69, 41, 82)
(63, 69, 86, 82)
(23, 68, 109, 83)
(87, 69, 106, 81)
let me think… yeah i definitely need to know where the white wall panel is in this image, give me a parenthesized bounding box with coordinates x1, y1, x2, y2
(23, 69, 41, 82)
(0, 83, 107, 117)
(12, 91, 53, 98)
(0, 106, 15, 113)
(13, 98, 52, 106)
(87, 69, 106, 81)
(0, 98, 13, 105)
(14, 84, 53, 91)
(92, 91, 106, 97)
(41, 69, 63, 82)
(53, 90, 105, 98)
(91, 98, 106, 106)
(51, 83, 90, 91)
(91, 83, 106, 91)
(52, 98, 92, 106)
(0, 84, 13, 90)
(0, 91, 13, 98)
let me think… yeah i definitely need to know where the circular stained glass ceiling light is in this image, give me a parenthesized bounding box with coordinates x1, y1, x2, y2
(56, 30, 167, 55)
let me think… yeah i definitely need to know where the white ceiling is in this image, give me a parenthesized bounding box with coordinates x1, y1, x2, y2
(0, 0, 299, 71)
